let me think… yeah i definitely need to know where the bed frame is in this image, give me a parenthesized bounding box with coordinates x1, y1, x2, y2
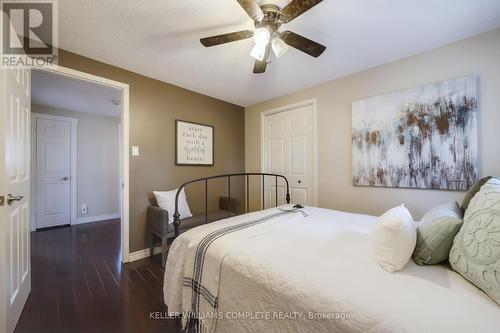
(173, 173, 291, 237)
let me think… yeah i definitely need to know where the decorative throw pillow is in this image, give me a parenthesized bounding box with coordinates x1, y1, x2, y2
(153, 188, 193, 223)
(372, 205, 417, 272)
(413, 202, 464, 265)
(450, 178, 500, 305)
(461, 176, 492, 212)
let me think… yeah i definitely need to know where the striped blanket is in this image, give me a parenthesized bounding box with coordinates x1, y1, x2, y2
(180, 207, 307, 333)
(166, 207, 500, 333)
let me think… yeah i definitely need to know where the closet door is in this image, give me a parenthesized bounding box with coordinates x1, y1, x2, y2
(35, 117, 72, 229)
(262, 105, 315, 208)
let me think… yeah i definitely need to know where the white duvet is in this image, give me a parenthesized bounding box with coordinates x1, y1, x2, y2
(164, 206, 500, 333)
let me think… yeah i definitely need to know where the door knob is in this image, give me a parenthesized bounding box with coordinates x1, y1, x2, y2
(298, 180, 302, 184)
(61, 176, 70, 181)
(7, 194, 24, 205)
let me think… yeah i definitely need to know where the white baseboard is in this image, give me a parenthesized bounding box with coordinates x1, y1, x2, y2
(128, 246, 162, 262)
(77, 213, 120, 225)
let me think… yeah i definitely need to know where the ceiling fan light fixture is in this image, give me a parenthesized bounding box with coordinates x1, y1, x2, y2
(253, 27, 271, 46)
(250, 43, 267, 61)
(271, 36, 289, 58)
(200, 0, 327, 74)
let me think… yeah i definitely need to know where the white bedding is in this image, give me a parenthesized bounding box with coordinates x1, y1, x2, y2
(164, 206, 500, 333)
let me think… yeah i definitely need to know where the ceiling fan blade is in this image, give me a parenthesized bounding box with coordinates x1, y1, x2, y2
(237, 0, 264, 22)
(280, 31, 326, 58)
(200, 30, 254, 47)
(280, 0, 323, 23)
(253, 59, 268, 74)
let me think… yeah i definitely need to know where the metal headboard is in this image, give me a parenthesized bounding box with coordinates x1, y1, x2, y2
(173, 173, 291, 237)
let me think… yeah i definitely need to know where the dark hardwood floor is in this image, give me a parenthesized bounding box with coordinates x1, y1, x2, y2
(15, 219, 182, 333)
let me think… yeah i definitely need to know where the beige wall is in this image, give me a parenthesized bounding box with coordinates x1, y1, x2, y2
(246, 28, 500, 219)
(59, 50, 245, 252)
(33, 104, 120, 220)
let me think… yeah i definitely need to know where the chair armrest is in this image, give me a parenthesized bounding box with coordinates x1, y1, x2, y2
(219, 196, 241, 214)
(147, 205, 169, 236)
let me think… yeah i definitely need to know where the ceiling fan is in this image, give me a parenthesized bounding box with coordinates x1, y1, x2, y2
(200, 0, 326, 74)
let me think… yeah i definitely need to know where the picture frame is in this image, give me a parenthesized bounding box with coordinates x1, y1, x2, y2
(175, 119, 214, 166)
(351, 75, 478, 190)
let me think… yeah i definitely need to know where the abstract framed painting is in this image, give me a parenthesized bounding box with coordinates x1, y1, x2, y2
(352, 75, 478, 191)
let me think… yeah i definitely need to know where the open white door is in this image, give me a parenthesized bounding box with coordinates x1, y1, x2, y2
(0, 65, 31, 333)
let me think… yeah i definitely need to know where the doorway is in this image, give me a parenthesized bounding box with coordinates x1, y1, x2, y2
(29, 66, 130, 262)
(261, 99, 318, 207)
(1, 64, 130, 333)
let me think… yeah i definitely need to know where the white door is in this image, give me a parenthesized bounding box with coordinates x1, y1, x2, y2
(262, 105, 315, 207)
(0, 65, 31, 333)
(35, 117, 71, 229)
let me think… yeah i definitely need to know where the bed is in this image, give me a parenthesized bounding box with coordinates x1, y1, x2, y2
(164, 175, 500, 333)
(164, 173, 500, 333)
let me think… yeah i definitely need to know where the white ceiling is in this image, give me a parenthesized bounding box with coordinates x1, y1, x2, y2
(58, 0, 500, 107)
(32, 70, 122, 118)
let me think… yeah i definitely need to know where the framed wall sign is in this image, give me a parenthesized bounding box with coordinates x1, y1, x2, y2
(175, 120, 214, 166)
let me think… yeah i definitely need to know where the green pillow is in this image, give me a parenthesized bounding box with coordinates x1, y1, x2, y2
(413, 202, 464, 265)
(461, 176, 492, 212)
(450, 178, 500, 305)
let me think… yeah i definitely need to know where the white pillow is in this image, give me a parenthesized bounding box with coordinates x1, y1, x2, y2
(153, 188, 193, 223)
(372, 204, 416, 272)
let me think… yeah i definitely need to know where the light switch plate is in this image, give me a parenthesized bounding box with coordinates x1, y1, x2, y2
(131, 146, 140, 156)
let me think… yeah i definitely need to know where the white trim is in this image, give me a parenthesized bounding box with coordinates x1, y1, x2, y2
(32, 113, 78, 124)
(71, 119, 78, 225)
(260, 98, 319, 206)
(32, 65, 131, 263)
(30, 116, 36, 231)
(77, 213, 120, 225)
(122, 85, 130, 263)
(117, 123, 123, 226)
(31, 112, 78, 229)
(128, 247, 162, 262)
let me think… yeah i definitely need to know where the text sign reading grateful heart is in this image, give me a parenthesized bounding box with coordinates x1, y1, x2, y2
(175, 120, 214, 166)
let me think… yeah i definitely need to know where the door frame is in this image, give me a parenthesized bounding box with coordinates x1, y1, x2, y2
(32, 65, 131, 263)
(260, 98, 318, 206)
(0, 68, 6, 333)
(31, 113, 78, 230)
